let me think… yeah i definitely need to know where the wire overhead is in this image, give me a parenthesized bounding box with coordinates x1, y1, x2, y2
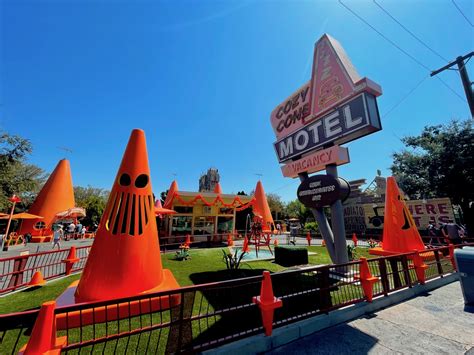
(451, 0, 474, 27)
(373, 0, 449, 63)
(338, 1, 467, 104)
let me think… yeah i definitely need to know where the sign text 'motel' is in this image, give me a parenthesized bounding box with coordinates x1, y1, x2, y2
(297, 175, 351, 209)
(274, 92, 381, 163)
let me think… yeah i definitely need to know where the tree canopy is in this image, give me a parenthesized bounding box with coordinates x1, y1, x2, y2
(391, 119, 473, 207)
(74, 186, 109, 227)
(0, 132, 46, 211)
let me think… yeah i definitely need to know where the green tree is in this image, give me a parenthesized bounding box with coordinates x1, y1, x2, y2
(284, 199, 312, 224)
(0, 132, 46, 211)
(74, 186, 109, 227)
(266, 193, 284, 220)
(391, 119, 474, 229)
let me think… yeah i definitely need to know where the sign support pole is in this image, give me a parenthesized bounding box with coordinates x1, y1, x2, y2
(298, 172, 337, 262)
(326, 164, 349, 264)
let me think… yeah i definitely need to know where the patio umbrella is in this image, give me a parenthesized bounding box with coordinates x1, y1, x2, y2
(55, 207, 86, 219)
(0, 212, 44, 220)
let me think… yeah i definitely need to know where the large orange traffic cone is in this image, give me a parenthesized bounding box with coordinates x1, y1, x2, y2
(28, 271, 46, 287)
(19, 301, 67, 354)
(19, 159, 75, 238)
(252, 181, 274, 232)
(62, 246, 80, 275)
(74, 129, 180, 302)
(370, 177, 425, 256)
(252, 271, 282, 336)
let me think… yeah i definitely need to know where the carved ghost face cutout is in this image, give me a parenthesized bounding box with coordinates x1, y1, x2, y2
(104, 171, 153, 236)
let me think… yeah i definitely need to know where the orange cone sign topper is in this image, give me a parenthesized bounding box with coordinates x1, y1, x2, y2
(213, 182, 223, 194)
(19, 159, 75, 237)
(380, 177, 425, 253)
(163, 180, 178, 209)
(253, 181, 274, 232)
(75, 129, 179, 302)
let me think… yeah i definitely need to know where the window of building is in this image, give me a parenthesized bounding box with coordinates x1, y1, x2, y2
(34, 221, 46, 230)
(171, 216, 192, 235)
(174, 206, 193, 214)
(219, 207, 233, 215)
(217, 216, 233, 233)
(193, 216, 215, 235)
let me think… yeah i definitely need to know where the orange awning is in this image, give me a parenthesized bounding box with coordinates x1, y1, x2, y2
(0, 212, 44, 220)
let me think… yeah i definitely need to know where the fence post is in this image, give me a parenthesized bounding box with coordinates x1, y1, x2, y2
(19, 301, 66, 354)
(319, 267, 332, 311)
(7, 254, 29, 291)
(377, 259, 390, 296)
(62, 246, 80, 275)
(433, 249, 444, 276)
(412, 251, 428, 285)
(400, 255, 412, 288)
(252, 271, 282, 336)
(359, 258, 379, 302)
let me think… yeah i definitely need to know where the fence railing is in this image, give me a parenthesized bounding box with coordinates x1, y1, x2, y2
(0, 244, 466, 354)
(0, 246, 90, 294)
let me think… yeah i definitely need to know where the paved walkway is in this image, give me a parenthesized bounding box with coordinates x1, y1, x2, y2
(268, 281, 473, 354)
(0, 238, 94, 258)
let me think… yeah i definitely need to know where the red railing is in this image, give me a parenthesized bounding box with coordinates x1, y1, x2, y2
(0, 244, 467, 354)
(0, 246, 90, 294)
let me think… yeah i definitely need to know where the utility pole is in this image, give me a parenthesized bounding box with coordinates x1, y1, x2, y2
(431, 51, 474, 118)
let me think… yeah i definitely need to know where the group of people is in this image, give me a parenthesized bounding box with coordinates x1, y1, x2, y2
(427, 222, 468, 246)
(52, 221, 89, 250)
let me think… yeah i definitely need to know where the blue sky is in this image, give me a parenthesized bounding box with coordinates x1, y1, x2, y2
(2, 0, 473, 202)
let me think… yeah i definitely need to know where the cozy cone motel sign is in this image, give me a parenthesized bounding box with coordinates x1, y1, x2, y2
(270, 34, 383, 264)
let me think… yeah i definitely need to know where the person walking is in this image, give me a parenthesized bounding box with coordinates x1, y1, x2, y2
(52, 225, 63, 250)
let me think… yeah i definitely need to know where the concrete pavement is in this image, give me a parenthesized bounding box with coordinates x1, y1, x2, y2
(0, 238, 94, 258)
(267, 281, 473, 355)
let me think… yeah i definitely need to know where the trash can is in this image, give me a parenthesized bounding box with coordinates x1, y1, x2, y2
(454, 248, 474, 306)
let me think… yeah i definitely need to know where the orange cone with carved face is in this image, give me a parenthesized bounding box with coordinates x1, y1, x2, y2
(75, 129, 179, 302)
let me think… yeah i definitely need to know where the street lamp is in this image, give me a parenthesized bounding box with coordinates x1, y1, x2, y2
(2, 195, 21, 252)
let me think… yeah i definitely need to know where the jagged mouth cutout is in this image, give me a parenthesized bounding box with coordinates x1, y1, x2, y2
(105, 173, 152, 236)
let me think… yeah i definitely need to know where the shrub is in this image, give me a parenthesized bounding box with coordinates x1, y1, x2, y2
(222, 248, 247, 270)
(304, 222, 318, 232)
(347, 244, 358, 261)
(175, 244, 190, 261)
(275, 246, 308, 267)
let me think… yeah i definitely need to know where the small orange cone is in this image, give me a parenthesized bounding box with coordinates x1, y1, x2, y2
(242, 236, 250, 253)
(352, 233, 358, 247)
(306, 232, 312, 246)
(274, 238, 279, 247)
(62, 246, 80, 275)
(321, 239, 326, 247)
(359, 257, 379, 302)
(227, 234, 234, 246)
(19, 301, 66, 354)
(252, 271, 282, 336)
(184, 234, 191, 247)
(412, 250, 428, 285)
(28, 271, 46, 287)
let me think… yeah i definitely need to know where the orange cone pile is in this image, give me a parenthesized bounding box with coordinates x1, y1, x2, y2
(19, 301, 66, 354)
(252, 181, 274, 232)
(242, 236, 250, 253)
(19, 159, 75, 238)
(352, 233, 358, 247)
(28, 271, 46, 287)
(252, 271, 282, 336)
(370, 177, 425, 256)
(74, 129, 179, 302)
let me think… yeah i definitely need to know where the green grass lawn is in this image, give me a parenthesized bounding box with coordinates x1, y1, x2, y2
(0, 245, 371, 314)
